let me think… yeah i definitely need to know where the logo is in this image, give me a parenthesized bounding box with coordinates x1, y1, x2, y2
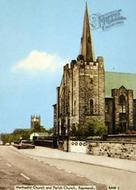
(91, 9, 126, 31)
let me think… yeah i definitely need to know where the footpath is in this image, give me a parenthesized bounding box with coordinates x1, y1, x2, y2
(18, 146, 136, 173)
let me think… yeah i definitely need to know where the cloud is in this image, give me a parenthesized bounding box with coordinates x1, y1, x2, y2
(12, 50, 65, 74)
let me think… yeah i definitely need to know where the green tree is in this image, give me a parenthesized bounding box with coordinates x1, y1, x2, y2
(71, 118, 107, 138)
(1, 126, 51, 144)
(30, 126, 47, 133)
(12, 128, 31, 141)
(47, 127, 54, 135)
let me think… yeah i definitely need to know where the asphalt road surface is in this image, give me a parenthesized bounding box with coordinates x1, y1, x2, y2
(0, 146, 106, 190)
(12, 146, 136, 190)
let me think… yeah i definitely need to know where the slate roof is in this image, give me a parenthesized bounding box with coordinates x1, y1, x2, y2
(105, 71, 136, 98)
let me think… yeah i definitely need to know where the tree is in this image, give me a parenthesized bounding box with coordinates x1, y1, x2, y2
(30, 125, 47, 133)
(12, 128, 31, 141)
(1, 128, 33, 143)
(71, 118, 107, 138)
(47, 127, 54, 135)
(1, 126, 52, 144)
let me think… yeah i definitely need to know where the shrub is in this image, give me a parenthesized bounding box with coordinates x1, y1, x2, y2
(71, 118, 107, 138)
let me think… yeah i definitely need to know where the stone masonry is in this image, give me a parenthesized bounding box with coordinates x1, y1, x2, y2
(88, 141, 136, 160)
(54, 4, 105, 137)
(53, 3, 136, 139)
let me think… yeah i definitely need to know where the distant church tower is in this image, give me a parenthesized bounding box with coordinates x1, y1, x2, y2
(54, 3, 105, 137)
(31, 115, 41, 130)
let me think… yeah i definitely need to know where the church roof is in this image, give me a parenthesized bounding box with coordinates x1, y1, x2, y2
(105, 71, 136, 98)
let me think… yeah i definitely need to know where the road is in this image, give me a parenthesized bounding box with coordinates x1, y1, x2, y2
(0, 146, 106, 190)
(17, 146, 136, 190)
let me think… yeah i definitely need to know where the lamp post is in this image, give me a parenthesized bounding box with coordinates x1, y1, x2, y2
(66, 112, 70, 152)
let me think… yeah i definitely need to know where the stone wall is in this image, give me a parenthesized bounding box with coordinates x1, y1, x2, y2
(107, 134, 136, 142)
(78, 57, 105, 124)
(88, 141, 136, 160)
(105, 98, 113, 134)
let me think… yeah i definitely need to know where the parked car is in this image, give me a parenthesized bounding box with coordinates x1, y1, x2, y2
(13, 140, 35, 149)
(0, 141, 4, 145)
(5, 142, 10, 146)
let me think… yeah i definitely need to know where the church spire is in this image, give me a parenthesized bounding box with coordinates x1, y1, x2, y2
(80, 2, 95, 62)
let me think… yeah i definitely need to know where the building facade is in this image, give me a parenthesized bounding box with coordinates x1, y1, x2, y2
(105, 86, 134, 134)
(53, 4, 136, 137)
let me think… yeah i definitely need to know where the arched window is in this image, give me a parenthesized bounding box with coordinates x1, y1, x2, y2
(90, 78, 93, 84)
(90, 99, 94, 115)
(105, 103, 109, 113)
(119, 95, 126, 113)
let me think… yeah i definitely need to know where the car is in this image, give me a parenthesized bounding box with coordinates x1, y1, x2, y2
(11, 142, 14, 145)
(13, 140, 35, 149)
(5, 142, 10, 146)
(0, 141, 4, 145)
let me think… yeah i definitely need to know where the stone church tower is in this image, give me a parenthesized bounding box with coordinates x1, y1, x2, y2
(54, 3, 105, 137)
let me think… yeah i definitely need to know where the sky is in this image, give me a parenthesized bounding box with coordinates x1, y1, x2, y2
(0, 0, 136, 133)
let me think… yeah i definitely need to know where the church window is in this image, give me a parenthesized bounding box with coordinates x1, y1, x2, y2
(119, 95, 126, 113)
(90, 78, 93, 84)
(90, 99, 94, 115)
(105, 104, 109, 113)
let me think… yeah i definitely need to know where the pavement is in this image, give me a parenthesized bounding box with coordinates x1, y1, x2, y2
(19, 146, 136, 173)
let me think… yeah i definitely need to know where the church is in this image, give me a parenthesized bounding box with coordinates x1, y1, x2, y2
(53, 3, 136, 138)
